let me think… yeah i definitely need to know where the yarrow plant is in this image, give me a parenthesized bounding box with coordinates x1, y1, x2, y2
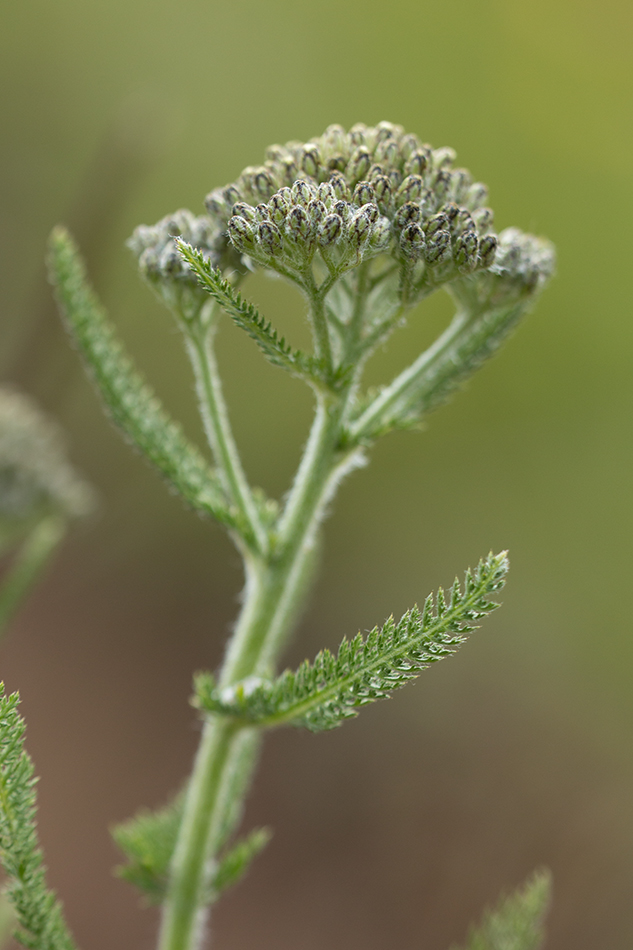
(0, 122, 554, 950)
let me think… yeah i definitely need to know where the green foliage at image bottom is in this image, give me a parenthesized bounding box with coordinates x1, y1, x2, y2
(452, 870, 552, 950)
(113, 794, 270, 906)
(195, 552, 508, 732)
(0, 685, 76, 950)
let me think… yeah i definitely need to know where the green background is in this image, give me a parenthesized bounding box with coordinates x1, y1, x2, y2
(1, 1, 632, 947)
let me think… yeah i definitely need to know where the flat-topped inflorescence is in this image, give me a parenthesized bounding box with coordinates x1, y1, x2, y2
(128, 122, 554, 313)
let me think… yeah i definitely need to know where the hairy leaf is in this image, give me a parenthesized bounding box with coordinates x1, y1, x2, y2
(177, 242, 326, 386)
(452, 870, 552, 950)
(48, 228, 241, 534)
(112, 794, 184, 905)
(195, 552, 508, 732)
(113, 790, 269, 907)
(210, 827, 272, 901)
(0, 685, 77, 950)
(348, 300, 526, 443)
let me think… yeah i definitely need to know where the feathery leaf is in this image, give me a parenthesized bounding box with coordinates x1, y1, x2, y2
(47, 228, 241, 535)
(0, 685, 77, 950)
(451, 869, 552, 950)
(194, 552, 508, 732)
(177, 242, 328, 387)
(348, 300, 526, 443)
(112, 794, 184, 906)
(210, 827, 272, 902)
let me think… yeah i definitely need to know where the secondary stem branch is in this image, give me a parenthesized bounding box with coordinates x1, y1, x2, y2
(185, 330, 268, 556)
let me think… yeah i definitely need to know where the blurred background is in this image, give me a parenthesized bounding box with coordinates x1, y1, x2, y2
(1, 0, 632, 947)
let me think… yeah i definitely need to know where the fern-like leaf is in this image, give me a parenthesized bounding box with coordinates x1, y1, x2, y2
(47, 228, 241, 535)
(194, 552, 508, 732)
(349, 300, 526, 443)
(112, 794, 184, 905)
(451, 869, 552, 950)
(177, 241, 328, 387)
(210, 827, 272, 902)
(0, 684, 77, 950)
(113, 790, 270, 907)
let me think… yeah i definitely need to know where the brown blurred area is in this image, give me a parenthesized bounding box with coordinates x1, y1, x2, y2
(1, 1, 633, 948)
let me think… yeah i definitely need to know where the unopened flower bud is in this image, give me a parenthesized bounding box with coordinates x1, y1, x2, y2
(399, 222, 426, 260)
(375, 121, 399, 142)
(374, 139, 400, 166)
(255, 203, 270, 222)
(349, 211, 371, 247)
(353, 181, 375, 206)
(368, 164, 384, 181)
(286, 205, 312, 241)
(425, 212, 449, 237)
(252, 168, 276, 200)
(326, 154, 347, 172)
(359, 202, 379, 225)
(318, 214, 342, 247)
(228, 215, 257, 252)
(329, 172, 349, 201)
(317, 182, 334, 203)
(232, 202, 257, 224)
(347, 146, 372, 183)
(452, 208, 475, 235)
(472, 207, 494, 233)
(404, 149, 431, 176)
(258, 220, 282, 253)
(349, 123, 368, 147)
(333, 200, 351, 224)
(424, 229, 451, 265)
(204, 188, 227, 217)
(265, 144, 288, 162)
(441, 203, 459, 225)
(291, 180, 314, 207)
(299, 143, 321, 178)
(478, 233, 498, 267)
(466, 182, 489, 209)
(433, 169, 451, 200)
(400, 134, 422, 160)
(322, 124, 347, 150)
(369, 217, 391, 250)
(396, 175, 424, 207)
(268, 192, 290, 224)
(307, 199, 327, 225)
(279, 155, 299, 184)
(394, 202, 421, 230)
(449, 169, 472, 201)
(433, 146, 456, 168)
(372, 175, 392, 211)
(387, 168, 402, 190)
(454, 231, 479, 271)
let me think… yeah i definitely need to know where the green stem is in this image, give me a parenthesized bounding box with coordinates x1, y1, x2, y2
(348, 308, 470, 441)
(0, 516, 66, 640)
(158, 394, 363, 950)
(185, 329, 268, 556)
(304, 274, 333, 375)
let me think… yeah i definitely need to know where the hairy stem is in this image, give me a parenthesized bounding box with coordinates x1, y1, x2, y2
(159, 392, 362, 950)
(185, 329, 268, 556)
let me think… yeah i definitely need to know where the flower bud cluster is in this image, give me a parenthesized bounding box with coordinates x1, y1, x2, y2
(128, 210, 240, 287)
(225, 175, 391, 271)
(490, 228, 556, 293)
(205, 122, 501, 278)
(0, 387, 94, 534)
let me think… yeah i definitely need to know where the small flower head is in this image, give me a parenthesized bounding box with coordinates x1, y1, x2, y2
(0, 387, 94, 543)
